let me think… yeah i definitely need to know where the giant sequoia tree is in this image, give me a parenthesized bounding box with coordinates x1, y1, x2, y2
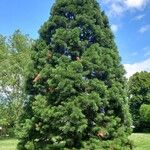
(17, 0, 132, 149)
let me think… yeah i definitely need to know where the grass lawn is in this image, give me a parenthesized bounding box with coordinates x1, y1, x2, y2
(0, 133, 150, 150)
(129, 133, 150, 150)
(0, 139, 18, 150)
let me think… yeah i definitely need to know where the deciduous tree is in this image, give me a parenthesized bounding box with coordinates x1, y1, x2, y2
(0, 30, 32, 136)
(128, 71, 150, 131)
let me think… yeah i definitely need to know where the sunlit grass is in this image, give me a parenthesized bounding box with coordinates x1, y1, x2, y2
(0, 133, 150, 150)
(129, 133, 150, 150)
(0, 139, 18, 150)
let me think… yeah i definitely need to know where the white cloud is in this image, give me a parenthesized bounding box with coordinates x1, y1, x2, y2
(111, 24, 119, 33)
(102, 0, 150, 16)
(131, 52, 138, 56)
(133, 14, 145, 20)
(143, 47, 150, 57)
(144, 51, 150, 57)
(124, 0, 149, 9)
(111, 3, 125, 16)
(124, 58, 150, 78)
(139, 25, 150, 33)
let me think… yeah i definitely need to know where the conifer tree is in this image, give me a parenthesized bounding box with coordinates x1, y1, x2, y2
(17, 0, 132, 149)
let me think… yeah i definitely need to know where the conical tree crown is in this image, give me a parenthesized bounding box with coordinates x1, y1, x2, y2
(17, 0, 132, 150)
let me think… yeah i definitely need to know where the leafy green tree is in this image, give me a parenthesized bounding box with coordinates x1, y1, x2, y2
(17, 0, 132, 149)
(128, 71, 150, 131)
(140, 104, 150, 131)
(0, 30, 33, 136)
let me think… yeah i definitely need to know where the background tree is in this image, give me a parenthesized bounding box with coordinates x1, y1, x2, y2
(140, 104, 150, 131)
(0, 30, 33, 136)
(128, 71, 150, 131)
(17, 0, 132, 149)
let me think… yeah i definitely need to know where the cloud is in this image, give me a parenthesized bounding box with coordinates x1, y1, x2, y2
(124, 58, 150, 78)
(124, 0, 149, 9)
(143, 47, 150, 57)
(104, 1, 125, 16)
(102, 0, 150, 16)
(133, 14, 145, 20)
(111, 24, 119, 33)
(144, 51, 150, 57)
(131, 52, 138, 56)
(139, 25, 150, 33)
(110, 3, 125, 16)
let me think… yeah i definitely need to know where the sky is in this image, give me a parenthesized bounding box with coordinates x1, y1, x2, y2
(0, 0, 150, 78)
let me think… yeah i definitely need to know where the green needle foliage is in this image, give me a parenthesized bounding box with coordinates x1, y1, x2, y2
(17, 0, 132, 149)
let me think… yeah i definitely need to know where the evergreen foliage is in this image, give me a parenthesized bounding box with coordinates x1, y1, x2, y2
(17, 0, 132, 149)
(128, 71, 150, 131)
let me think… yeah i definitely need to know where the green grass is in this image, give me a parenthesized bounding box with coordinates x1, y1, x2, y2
(0, 134, 150, 150)
(129, 133, 150, 150)
(0, 139, 18, 150)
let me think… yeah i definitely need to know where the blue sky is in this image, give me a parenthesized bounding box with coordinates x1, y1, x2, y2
(0, 0, 150, 77)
